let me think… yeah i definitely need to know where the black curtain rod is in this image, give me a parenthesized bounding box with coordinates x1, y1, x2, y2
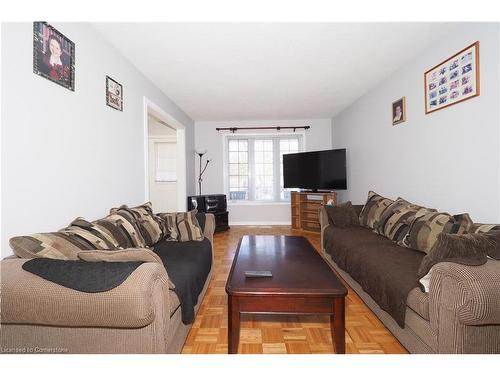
(216, 125, 310, 133)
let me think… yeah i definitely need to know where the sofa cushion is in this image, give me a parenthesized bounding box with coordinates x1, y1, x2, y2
(324, 201, 359, 228)
(77, 249, 176, 290)
(359, 191, 394, 230)
(406, 287, 430, 321)
(323, 225, 423, 327)
(404, 212, 473, 254)
(169, 289, 181, 317)
(93, 212, 147, 249)
(377, 198, 436, 244)
(153, 237, 212, 324)
(110, 202, 163, 247)
(77, 248, 163, 264)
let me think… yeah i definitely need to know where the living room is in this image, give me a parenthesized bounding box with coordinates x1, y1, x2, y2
(1, 0, 499, 372)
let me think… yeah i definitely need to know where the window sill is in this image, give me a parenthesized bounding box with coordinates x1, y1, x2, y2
(227, 201, 290, 206)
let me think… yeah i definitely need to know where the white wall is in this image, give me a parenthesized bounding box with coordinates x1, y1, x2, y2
(148, 116, 177, 137)
(1, 22, 195, 257)
(332, 23, 500, 223)
(194, 119, 332, 224)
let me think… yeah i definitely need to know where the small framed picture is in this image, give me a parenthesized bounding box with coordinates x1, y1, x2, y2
(106, 76, 123, 111)
(33, 22, 75, 91)
(392, 97, 406, 125)
(424, 41, 479, 114)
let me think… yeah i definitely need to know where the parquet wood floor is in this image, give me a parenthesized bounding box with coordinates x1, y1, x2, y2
(181, 226, 408, 354)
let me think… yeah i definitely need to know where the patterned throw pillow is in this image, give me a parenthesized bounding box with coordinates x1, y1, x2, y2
(94, 212, 147, 249)
(9, 216, 123, 260)
(403, 212, 473, 254)
(9, 232, 86, 260)
(159, 210, 204, 242)
(377, 198, 436, 244)
(158, 212, 179, 241)
(359, 191, 394, 230)
(110, 202, 164, 247)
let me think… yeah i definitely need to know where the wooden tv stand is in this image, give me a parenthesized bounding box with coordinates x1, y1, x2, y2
(291, 191, 337, 232)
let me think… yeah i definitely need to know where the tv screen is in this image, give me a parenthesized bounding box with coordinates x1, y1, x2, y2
(283, 149, 347, 190)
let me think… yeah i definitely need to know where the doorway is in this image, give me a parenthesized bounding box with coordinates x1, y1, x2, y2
(144, 97, 187, 213)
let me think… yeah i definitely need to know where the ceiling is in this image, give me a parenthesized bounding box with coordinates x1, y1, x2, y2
(93, 23, 460, 121)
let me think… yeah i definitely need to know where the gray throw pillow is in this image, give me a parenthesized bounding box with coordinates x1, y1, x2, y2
(324, 201, 360, 228)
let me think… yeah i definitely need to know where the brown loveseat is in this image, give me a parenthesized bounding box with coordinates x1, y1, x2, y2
(319, 203, 500, 354)
(0, 210, 215, 354)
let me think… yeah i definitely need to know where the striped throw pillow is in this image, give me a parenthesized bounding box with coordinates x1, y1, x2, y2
(65, 217, 122, 249)
(94, 212, 147, 249)
(159, 210, 204, 242)
(110, 202, 164, 247)
(158, 212, 179, 241)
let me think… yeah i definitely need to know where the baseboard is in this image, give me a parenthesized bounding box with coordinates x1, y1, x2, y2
(229, 221, 291, 226)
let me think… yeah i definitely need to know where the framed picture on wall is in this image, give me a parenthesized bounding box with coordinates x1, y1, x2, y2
(33, 22, 75, 91)
(106, 76, 123, 111)
(424, 41, 480, 114)
(392, 97, 406, 125)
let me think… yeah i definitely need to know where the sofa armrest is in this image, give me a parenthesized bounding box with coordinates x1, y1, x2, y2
(2, 254, 19, 260)
(1, 258, 171, 329)
(428, 259, 500, 353)
(429, 259, 500, 327)
(319, 206, 330, 253)
(204, 213, 215, 245)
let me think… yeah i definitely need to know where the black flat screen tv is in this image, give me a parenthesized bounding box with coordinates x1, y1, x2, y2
(283, 149, 347, 190)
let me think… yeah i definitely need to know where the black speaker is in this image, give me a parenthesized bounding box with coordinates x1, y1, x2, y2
(187, 194, 229, 232)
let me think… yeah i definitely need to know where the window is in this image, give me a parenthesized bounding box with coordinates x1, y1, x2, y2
(254, 140, 274, 200)
(228, 139, 249, 200)
(226, 135, 303, 202)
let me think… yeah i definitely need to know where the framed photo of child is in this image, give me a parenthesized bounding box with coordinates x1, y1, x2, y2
(392, 97, 406, 125)
(33, 22, 75, 91)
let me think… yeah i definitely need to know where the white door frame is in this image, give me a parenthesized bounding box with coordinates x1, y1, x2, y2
(143, 97, 187, 211)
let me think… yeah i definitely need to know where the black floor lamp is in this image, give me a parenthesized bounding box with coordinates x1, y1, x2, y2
(196, 150, 210, 195)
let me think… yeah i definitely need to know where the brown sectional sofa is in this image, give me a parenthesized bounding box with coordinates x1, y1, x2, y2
(0, 212, 215, 354)
(319, 205, 500, 354)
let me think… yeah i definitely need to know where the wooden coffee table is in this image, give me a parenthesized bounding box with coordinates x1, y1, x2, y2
(225, 235, 348, 354)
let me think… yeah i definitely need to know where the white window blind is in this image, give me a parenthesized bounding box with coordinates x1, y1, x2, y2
(155, 141, 177, 182)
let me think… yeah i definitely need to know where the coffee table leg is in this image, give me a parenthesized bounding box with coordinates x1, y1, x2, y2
(228, 295, 240, 354)
(331, 297, 345, 354)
